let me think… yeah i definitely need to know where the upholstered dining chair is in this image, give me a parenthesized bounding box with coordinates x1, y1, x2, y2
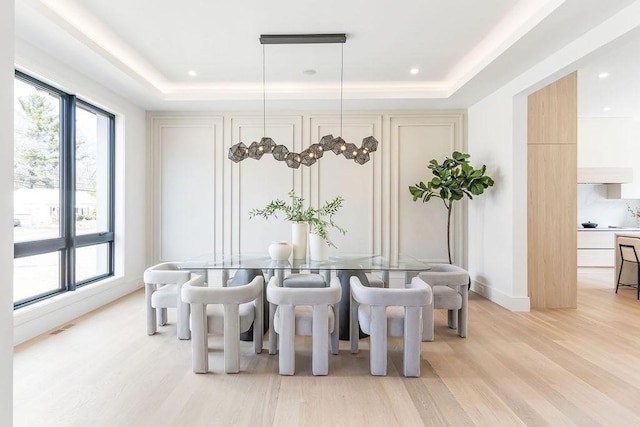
(181, 274, 263, 374)
(228, 269, 268, 340)
(617, 237, 640, 299)
(337, 270, 385, 341)
(268, 270, 328, 354)
(350, 276, 432, 377)
(418, 264, 469, 341)
(144, 262, 191, 339)
(267, 275, 341, 376)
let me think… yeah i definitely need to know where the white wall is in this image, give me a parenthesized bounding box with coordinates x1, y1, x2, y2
(12, 38, 148, 344)
(148, 112, 465, 266)
(1, 1, 14, 423)
(468, 1, 640, 311)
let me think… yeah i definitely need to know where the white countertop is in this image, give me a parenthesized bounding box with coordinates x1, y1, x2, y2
(578, 227, 640, 231)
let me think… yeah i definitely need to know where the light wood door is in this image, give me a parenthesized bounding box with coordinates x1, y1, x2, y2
(527, 72, 577, 308)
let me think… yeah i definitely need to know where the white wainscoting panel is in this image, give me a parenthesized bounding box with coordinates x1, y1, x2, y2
(391, 114, 464, 263)
(151, 116, 222, 261)
(229, 116, 302, 254)
(310, 115, 382, 254)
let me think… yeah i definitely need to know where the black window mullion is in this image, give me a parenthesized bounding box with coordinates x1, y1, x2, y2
(61, 94, 76, 291)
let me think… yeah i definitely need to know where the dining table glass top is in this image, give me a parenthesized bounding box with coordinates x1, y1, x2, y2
(180, 253, 431, 272)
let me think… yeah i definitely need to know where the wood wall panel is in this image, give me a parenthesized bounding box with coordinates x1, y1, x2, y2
(528, 144, 577, 308)
(527, 72, 577, 309)
(527, 73, 577, 144)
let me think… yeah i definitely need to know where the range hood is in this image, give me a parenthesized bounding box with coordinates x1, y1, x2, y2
(577, 167, 633, 184)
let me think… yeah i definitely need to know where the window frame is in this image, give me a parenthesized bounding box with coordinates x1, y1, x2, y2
(13, 70, 115, 308)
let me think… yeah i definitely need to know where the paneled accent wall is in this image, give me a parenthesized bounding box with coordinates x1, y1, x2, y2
(148, 111, 464, 264)
(527, 72, 577, 309)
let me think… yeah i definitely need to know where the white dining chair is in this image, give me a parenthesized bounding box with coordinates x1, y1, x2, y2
(143, 262, 191, 339)
(267, 275, 341, 375)
(181, 274, 264, 374)
(418, 264, 469, 341)
(350, 275, 432, 377)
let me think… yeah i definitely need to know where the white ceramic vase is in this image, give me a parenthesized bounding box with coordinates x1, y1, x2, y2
(309, 232, 329, 261)
(268, 241, 291, 261)
(291, 222, 308, 259)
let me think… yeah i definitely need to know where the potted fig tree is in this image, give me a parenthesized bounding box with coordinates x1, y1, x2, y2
(409, 151, 494, 264)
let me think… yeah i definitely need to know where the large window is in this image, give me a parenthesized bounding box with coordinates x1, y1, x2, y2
(13, 71, 115, 307)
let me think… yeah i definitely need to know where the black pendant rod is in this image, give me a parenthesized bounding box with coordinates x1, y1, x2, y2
(260, 34, 346, 45)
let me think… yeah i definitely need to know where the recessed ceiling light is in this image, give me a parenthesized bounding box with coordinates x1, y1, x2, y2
(188, 70, 197, 77)
(598, 72, 609, 79)
(303, 69, 316, 76)
(410, 68, 419, 75)
(603, 107, 611, 112)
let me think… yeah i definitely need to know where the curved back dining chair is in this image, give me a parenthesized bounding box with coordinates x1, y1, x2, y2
(182, 274, 264, 374)
(267, 275, 341, 375)
(418, 264, 469, 341)
(350, 276, 432, 377)
(144, 262, 191, 339)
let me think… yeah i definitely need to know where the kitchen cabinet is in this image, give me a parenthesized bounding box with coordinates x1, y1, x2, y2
(577, 229, 640, 266)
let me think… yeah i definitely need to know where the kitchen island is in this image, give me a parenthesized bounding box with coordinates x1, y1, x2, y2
(578, 228, 640, 267)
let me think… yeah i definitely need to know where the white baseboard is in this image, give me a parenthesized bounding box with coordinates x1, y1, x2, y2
(472, 279, 530, 312)
(13, 276, 143, 346)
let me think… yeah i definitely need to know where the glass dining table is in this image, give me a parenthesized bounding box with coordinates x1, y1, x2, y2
(180, 253, 431, 351)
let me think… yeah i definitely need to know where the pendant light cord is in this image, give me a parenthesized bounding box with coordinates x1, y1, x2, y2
(340, 43, 344, 137)
(263, 44, 266, 136)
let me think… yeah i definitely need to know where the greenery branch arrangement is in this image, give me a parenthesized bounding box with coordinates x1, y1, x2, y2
(249, 189, 347, 247)
(409, 151, 494, 264)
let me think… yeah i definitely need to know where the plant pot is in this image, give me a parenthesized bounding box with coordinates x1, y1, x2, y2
(291, 222, 308, 259)
(268, 241, 291, 261)
(309, 232, 329, 261)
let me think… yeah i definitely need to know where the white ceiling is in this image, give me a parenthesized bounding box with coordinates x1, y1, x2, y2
(13, 0, 640, 115)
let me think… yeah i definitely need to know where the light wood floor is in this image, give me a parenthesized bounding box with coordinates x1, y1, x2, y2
(14, 269, 640, 426)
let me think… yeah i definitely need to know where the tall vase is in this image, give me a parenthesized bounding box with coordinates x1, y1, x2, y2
(309, 232, 329, 261)
(291, 222, 308, 259)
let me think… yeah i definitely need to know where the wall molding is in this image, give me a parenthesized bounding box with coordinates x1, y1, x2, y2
(148, 110, 466, 265)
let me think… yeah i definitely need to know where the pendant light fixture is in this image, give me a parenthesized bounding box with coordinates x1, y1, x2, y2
(228, 33, 378, 168)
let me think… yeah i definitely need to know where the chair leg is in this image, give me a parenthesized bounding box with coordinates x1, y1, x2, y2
(459, 286, 468, 338)
(278, 305, 296, 375)
(330, 302, 339, 355)
(312, 304, 329, 375)
(403, 306, 422, 377)
(369, 305, 388, 376)
(145, 284, 157, 335)
(253, 295, 263, 354)
(637, 262, 640, 300)
(177, 300, 191, 340)
(269, 302, 277, 355)
(617, 259, 624, 293)
(191, 304, 208, 373)
(422, 302, 434, 342)
(157, 308, 168, 327)
(350, 295, 360, 354)
(447, 309, 458, 329)
(223, 304, 241, 374)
